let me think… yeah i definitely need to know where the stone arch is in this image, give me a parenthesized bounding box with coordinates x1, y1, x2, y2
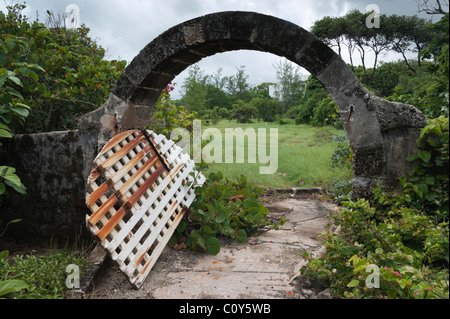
(79, 11, 427, 197)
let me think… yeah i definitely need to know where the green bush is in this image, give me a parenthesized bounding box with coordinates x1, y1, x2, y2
(1, 3, 126, 133)
(230, 100, 259, 123)
(0, 249, 90, 299)
(311, 96, 338, 127)
(171, 170, 285, 255)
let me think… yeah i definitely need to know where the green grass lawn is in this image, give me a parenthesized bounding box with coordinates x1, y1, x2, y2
(200, 119, 352, 189)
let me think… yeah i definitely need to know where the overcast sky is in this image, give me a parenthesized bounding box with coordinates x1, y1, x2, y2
(1, 0, 439, 98)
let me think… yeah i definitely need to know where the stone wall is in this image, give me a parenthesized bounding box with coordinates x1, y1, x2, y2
(1, 130, 92, 245)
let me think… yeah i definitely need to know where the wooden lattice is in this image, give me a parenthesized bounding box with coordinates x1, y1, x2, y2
(85, 129, 204, 289)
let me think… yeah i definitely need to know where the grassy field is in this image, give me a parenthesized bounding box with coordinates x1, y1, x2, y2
(200, 119, 352, 189)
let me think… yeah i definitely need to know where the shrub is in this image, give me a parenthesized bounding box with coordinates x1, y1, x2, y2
(0, 249, 91, 299)
(301, 117, 449, 299)
(1, 3, 126, 133)
(171, 170, 285, 255)
(230, 100, 259, 123)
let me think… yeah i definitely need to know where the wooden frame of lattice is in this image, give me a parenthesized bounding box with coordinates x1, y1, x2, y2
(85, 129, 204, 289)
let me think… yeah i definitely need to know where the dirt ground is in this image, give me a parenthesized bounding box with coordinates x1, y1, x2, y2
(85, 192, 338, 299)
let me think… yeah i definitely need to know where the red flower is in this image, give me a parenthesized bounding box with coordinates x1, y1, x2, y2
(391, 271, 402, 277)
(383, 267, 391, 271)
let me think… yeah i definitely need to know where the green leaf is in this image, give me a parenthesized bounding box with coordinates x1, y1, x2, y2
(0, 250, 9, 261)
(407, 154, 419, 162)
(197, 237, 206, 250)
(29, 71, 39, 83)
(8, 75, 22, 87)
(423, 175, 435, 185)
(0, 182, 5, 195)
(0, 279, 29, 298)
(235, 229, 247, 243)
(2, 173, 22, 187)
(27, 63, 45, 72)
(0, 129, 12, 138)
(425, 191, 437, 201)
(4, 179, 26, 194)
(201, 225, 215, 235)
(418, 150, 431, 163)
(347, 280, 360, 288)
(11, 107, 29, 118)
(413, 184, 423, 198)
(14, 102, 30, 109)
(215, 209, 227, 223)
(0, 53, 7, 66)
(205, 237, 220, 255)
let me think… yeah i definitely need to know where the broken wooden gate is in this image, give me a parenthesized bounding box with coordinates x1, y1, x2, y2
(85, 129, 204, 289)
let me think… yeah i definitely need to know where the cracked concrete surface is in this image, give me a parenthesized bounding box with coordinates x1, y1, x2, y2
(88, 197, 338, 299)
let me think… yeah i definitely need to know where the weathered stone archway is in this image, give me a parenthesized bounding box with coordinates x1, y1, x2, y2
(79, 11, 427, 197)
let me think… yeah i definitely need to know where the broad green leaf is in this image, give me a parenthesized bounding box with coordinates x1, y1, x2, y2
(29, 71, 39, 83)
(201, 225, 215, 235)
(0, 182, 5, 194)
(5, 178, 27, 194)
(0, 279, 29, 297)
(0, 53, 7, 66)
(0, 129, 12, 138)
(8, 75, 22, 87)
(347, 280, 360, 288)
(425, 191, 437, 201)
(215, 209, 227, 223)
(27, 63, 45, 72)
(423, 175, 435, 185)
(197, 237, 206, 250)
(418, 150, 431, 163)
(2, 173, 22, 187)
(236, 229, 247, 243)
(14, 102, 30, 109)
(205, 237, 220, 255)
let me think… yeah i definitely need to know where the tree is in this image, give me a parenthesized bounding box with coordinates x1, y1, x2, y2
(273, 60, 304, 114)
(311, 16, 347, 58)
(251, 97, 279, 122)
(181, 65, 210, 117)
(230, 100, 259, 123)
(416, 0, 449, 15)
(0, 3, 126, 133)
(224, 66, 252, 103)
(311, 10, 435, 86)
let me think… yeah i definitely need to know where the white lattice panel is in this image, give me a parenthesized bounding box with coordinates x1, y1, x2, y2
(85, 129, 205, 289)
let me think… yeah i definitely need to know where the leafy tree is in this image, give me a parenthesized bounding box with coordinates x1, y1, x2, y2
(224, 66, 252, 104)
(364, 60, 415, 97)
(0, 3, 126, 133)
(230, 100, 259, 123)
(251, 97, 279, 122)
(311, 10, 435, 86)
(311, 96, 338, 127)
(181, 65, 210, 117)
(273, 60, 304, 114)
(388, 13, 449, 118)
(294, 75, 328, 125)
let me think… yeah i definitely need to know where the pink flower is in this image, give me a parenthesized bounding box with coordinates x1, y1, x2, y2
(391, 271, 402, 278)
(383, 267, 391, 271)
